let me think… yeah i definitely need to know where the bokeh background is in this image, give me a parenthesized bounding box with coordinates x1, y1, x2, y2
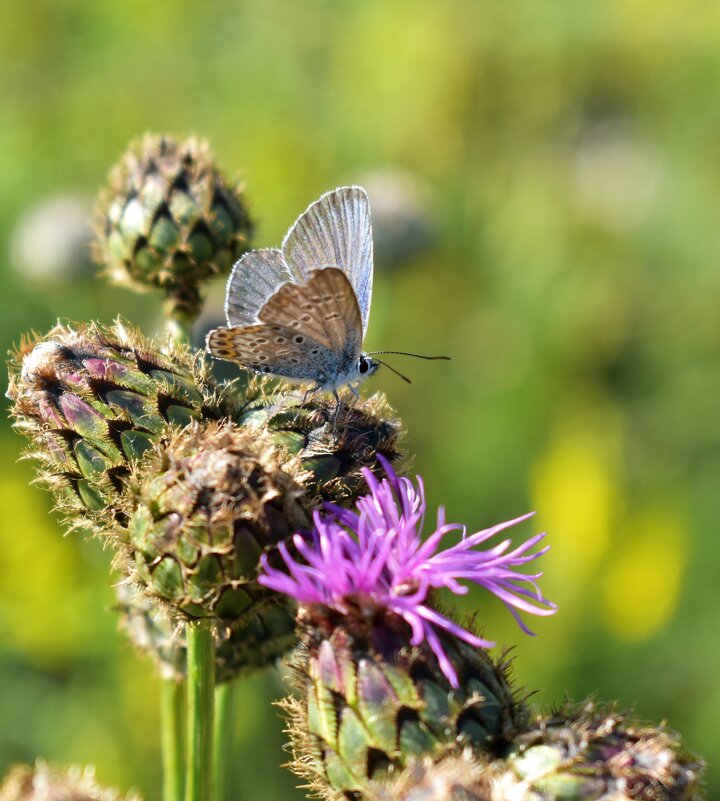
(1, 0, 719, 797)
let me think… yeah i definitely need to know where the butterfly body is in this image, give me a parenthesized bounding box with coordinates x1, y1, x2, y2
(206, 187, 377, 397)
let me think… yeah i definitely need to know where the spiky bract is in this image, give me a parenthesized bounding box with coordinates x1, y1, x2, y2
(93, 134, 253, 321)
(376, 753, 490, 801)
(6, 321, 226, 531)
(115, 420, 309, 621)
(0, 763, 140, 801)
(284, 614, 525, 801)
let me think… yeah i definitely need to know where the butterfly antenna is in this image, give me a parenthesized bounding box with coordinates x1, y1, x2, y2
(375, 359, 412, 384)
(366, 350, 451, 361)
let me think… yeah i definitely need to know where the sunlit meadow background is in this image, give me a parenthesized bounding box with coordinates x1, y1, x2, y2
(1, 1, 719, 797)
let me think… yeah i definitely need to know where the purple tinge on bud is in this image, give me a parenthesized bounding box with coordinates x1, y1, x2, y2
(259, 455, 556, 687)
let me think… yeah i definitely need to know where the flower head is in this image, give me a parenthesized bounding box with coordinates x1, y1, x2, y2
(259, 456, 556, 687)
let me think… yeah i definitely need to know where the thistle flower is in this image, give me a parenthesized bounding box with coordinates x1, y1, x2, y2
(260, 456, 556, 687)
(93, 134, 253, 322)
(267, 459, 554, 800)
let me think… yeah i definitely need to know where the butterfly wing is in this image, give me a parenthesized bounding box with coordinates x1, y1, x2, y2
(207, 268, 364, 384)
(224, 248, 293, 327)
(258, 268, 362, 353)
(282, 186, 373, 337)
(206, 325, 335, 381)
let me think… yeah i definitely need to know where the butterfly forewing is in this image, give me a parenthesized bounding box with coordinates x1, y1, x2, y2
(224, 248, 293, 327)
(282, 186, 373, 336)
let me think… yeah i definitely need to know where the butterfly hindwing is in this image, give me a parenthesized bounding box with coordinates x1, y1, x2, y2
(282, 186, 373, 336)
(258, 267, 363, 354)
(206, 324, 343, 382)
(207, 268, 364, 382)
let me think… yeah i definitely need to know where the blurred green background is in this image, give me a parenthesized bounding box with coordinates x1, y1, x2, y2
(1, 0, 719, 797)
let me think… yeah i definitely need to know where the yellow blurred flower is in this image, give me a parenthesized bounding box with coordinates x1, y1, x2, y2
(0, 464, 107, 664)
(531, 408, 621, 584)
(601, 505, 688, 640)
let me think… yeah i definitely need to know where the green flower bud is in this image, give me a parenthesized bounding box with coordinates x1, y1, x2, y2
(284, 612, 525, 801)
(115, 420, 309, 623)
(494, 702, 705, 801)
(7, 320, 403, 545)
(93, 134, 253, 323)
(236, 382, 402, 504)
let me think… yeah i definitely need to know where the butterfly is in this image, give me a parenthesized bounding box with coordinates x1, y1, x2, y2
(206, 186, 447, 405)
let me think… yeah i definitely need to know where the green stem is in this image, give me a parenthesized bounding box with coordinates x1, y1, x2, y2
(161, 677, 186, 801)
(213, 681, 238, 801)
(186, 621, 216, 801)
(166, 316, 193, 345)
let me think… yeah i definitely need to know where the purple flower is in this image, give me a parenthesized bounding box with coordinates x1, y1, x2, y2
(259, 456, 556, 687)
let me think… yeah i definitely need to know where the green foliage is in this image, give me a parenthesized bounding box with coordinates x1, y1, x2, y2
(1, 1, 719, 798)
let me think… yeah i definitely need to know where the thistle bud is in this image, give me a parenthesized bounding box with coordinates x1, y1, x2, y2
(115, 420, 309, 623)
(7, 321, 226, 530)
(116, 581, 296, 681)
(237, 383, 402, 504)
(334, 704, 706, 801)
(93, 134, 253, 322)
(284, 622, 523, 801)
(0, 763, 140, 801)
(493, 703, 705, 801)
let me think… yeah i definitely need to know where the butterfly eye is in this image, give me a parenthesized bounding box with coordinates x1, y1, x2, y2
(358, 358, 369, 375)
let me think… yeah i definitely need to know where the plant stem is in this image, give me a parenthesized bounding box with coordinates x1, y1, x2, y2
(213, 681, 238, 801)
(166, 316, 193, 345)
(186, 621, 215, 801)
(161, 677, 186, 801)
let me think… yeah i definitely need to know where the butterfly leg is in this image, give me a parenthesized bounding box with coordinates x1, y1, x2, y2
(301, 384, 322, 405)
(332, 390, 343, 431)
